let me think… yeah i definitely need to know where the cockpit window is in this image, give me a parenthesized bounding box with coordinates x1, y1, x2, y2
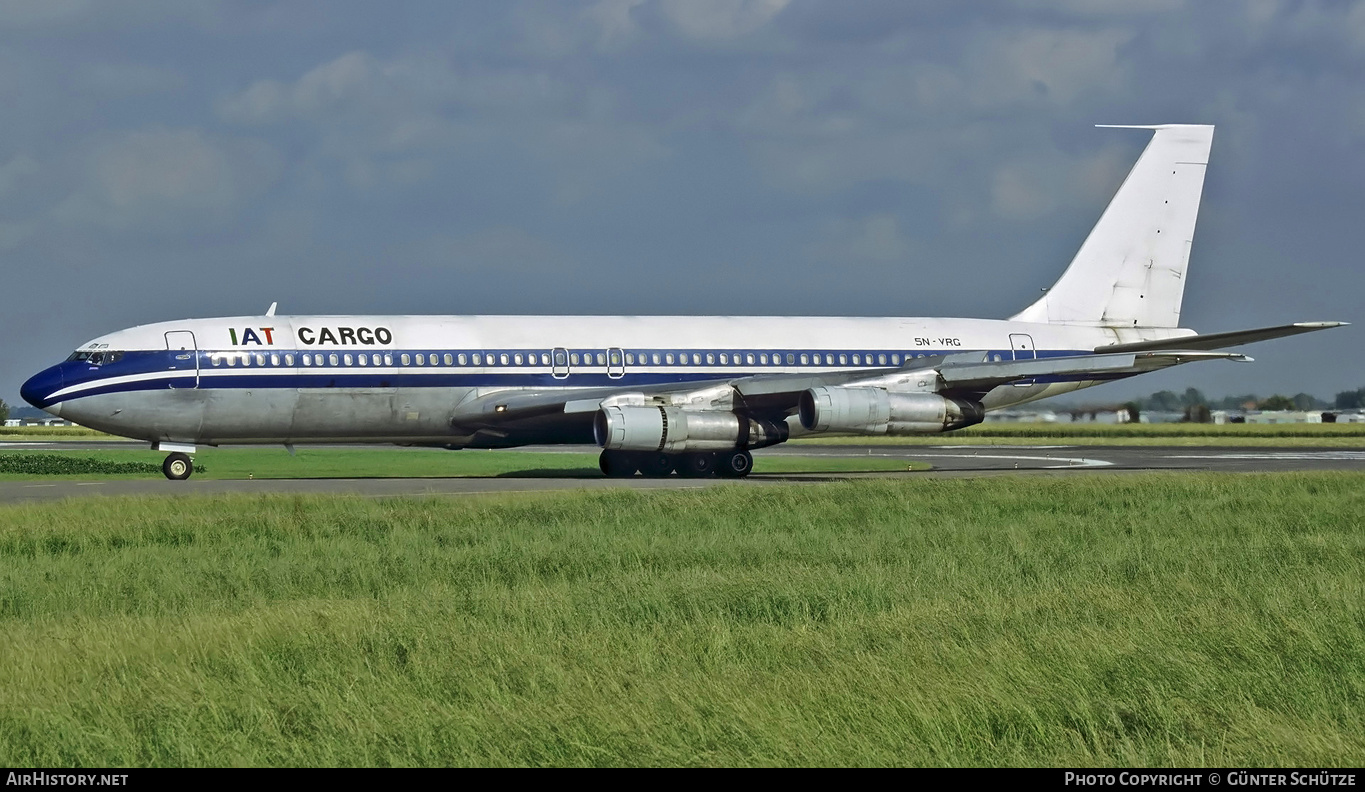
(70, 350, 123, 365)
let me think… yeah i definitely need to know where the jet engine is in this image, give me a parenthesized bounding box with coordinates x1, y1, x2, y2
(595, 405, 788, 453)
(798, 387, 984, 435)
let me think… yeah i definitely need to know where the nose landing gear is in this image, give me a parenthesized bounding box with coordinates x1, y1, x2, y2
(162, 452, 194, 481)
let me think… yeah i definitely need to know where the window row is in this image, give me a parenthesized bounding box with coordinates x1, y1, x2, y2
(205, 350, 940, 369)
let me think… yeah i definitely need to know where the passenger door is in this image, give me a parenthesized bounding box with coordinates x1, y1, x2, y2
(164, 330, 199, 389)
(1009, 333, 1035, 387)
(607, 347, 625, 379)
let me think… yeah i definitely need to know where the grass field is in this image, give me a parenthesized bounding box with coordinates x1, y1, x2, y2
(1, 473, 1361, 766)
(0, 447, 923, 481)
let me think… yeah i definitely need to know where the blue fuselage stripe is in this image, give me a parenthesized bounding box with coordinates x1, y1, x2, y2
(34, 348, 1097, 407)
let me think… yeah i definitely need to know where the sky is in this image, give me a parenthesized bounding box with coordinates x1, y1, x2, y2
(2, 0, 1363, 407)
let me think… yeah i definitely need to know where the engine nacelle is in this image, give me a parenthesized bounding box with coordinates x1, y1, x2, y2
(798, 387, 984, 435)
(595, 406, 788, 453)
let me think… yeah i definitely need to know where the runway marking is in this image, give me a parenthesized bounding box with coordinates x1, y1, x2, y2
(1169, 452, 1365, 461)
(911, 453, 1113, 468)
(23, 484, 56, 488)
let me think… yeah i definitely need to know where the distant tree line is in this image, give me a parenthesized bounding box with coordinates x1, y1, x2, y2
(0, 398, 8, 424)
(1107, 387, 1364, 423)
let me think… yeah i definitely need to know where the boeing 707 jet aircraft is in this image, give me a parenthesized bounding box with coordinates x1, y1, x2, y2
(21, 124, 1345, 480)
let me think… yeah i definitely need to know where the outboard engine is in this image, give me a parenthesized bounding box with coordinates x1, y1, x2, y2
(798, 387, 984, 435)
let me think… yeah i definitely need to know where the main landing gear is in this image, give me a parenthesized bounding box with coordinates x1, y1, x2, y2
(599, 449, 753, 479)
(162, 452, 194, 481)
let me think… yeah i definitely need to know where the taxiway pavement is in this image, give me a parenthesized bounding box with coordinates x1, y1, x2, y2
(0, 442, 1361, 503)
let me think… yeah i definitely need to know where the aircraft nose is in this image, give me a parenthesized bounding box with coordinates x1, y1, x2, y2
(20, 364, 65, 417)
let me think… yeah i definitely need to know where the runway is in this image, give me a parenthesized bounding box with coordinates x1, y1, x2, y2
(1, 442, 1362, 503)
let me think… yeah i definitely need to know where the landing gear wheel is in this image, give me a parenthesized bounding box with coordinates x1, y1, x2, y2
(717, 449, 753, 478)
(638, 453, 675, 478)
(678, 452, 717, 477)
(599, 450, 637, 478)
(162, 452, 194, 481)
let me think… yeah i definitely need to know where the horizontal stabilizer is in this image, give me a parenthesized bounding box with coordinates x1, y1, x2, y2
(1096, 322, 1347, 354)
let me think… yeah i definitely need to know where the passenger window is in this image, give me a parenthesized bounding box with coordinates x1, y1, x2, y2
(241, 354, 251, 367)
(759, 354, 768, 365)
(458, 353, 467, 365)
(799, 353, 808, 365)
(514, 353, 524, 365)
(745, 353, 755, 365)
(300, 355, 309, 367)
(286, 354, 295, 366)
(415, 354, 425, 366)
(339, 354, 349, 366)
(211, 355, 221, 367)
(372, 354, 381, 365)
(384, 354, 393, 366)
(227, 355, 236, 367)
(992, 354, 1002, 362)
(541, 353, 550, 365)
(471, 353, 481, 365)
(665, 353, 675, 365)
(625, 353, 635, 365)
(825, 354, 834, 365)
(254, 354, 263, 366)
(570, 353, 580, 365)
(878, 354, 887, 365)
(401, 354, 411, 365)
(891, 354, 899, 365)
(595, 352, 604, 366)
(270, 354, 280, 366)
(609, 350, 621, 365)
(500, 354, 509, 365)
(329, 354, 339, 366)
(786, 353, 795, 365)
(839, 354, 847, 365)
(719, 353, 729, 364)
(851, 354, 860, 365)
(706, 353, 715, 365)
(652, 353, 661, 365)
(358, 354, 367, 366)
(688, 353, 697, 365)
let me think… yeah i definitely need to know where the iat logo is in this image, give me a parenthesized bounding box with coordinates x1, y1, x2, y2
(228, 327, 277, 346)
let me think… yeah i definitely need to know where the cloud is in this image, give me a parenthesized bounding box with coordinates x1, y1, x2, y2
(656, 0, 791, 40)
(54, 128, 281, 234)
(808, 213, 914, 264)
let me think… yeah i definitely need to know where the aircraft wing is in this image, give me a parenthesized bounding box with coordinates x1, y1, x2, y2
(1096, 321, 1347, 354)
(445, 348, 1250, 442)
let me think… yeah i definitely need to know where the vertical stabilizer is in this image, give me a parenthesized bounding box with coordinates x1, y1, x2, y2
(1011, 124, 1214, 328)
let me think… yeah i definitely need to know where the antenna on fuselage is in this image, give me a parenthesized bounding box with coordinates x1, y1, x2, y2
(266, 301, 277, 317)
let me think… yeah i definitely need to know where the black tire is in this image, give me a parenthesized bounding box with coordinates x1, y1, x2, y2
(717, 449, 753, 478)
(162, 452, 193, 481)
(638, 453, 675, 478)
(599, 450, 637, 478)
(678, 452, 717, 477)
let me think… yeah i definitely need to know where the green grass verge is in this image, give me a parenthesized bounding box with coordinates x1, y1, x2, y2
(0, 426, 110, 439)
(794, 422, 1365, 447)
(0, 448, 922, 481)
(0, 473, 1361, 766)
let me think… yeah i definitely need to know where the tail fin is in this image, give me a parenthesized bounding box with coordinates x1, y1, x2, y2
(1011, 124, 1214, 328)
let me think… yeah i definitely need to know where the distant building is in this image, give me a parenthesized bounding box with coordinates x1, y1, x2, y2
(2, 419, 21, 427)
(1244, 410, 1323, 425)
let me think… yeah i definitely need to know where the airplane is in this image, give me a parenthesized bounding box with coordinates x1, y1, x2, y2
(20, 124, 1346, 481)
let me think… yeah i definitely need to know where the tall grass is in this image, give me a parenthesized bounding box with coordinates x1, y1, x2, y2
(0, 474, 1362, 766)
